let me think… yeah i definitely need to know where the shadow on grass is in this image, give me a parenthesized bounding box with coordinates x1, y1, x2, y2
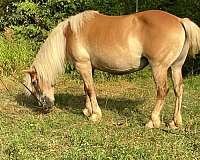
(15, 93, 41, 112)
(16, 92, 146, 124)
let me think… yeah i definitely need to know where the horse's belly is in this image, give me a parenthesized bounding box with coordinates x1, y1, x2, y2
(91, 52, 146, 74)
(87, 33, 145, 73)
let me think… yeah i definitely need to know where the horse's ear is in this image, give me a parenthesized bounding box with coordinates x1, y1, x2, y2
(23, 68, 36, 75)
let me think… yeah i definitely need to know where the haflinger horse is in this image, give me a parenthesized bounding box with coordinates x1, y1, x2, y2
(24, 10, 200, 128)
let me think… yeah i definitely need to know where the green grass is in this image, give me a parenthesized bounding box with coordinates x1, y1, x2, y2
(0, 36, 36, 76)
(0, 69, 200, 160)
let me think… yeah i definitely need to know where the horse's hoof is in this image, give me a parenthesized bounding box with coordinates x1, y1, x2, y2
(89, 114, 101, 122)
(145, 120, 160, 128)
(145, 120, 154, 128)
(83, 108, 91, 117)
(169, 120, 181, 129)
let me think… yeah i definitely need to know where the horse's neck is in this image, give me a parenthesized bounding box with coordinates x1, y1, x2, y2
(33, 21, 68, 85)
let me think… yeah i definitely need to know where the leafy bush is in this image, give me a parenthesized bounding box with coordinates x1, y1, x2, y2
(0, 0, 200, 76)
(0, 0, 137, 41)
(1, 0, 200, 40)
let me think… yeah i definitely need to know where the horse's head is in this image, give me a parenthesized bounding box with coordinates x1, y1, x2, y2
(24, 67, 54, 111)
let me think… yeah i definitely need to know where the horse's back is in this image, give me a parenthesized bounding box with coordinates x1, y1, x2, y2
(70, 10, 186, 71)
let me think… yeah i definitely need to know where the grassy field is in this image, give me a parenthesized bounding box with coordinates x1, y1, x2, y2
(0, 69, 200, 160)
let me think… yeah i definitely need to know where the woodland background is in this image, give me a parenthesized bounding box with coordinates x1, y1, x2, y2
(0, 0, 200, 76)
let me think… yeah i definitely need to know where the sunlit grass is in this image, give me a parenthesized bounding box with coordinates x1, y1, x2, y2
(0, 70, 200, 159)
(0, 36, 36, 76)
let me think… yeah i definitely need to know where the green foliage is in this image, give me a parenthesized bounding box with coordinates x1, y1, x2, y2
(1, 0, 200, 40)
(0, 36, 36, 76)
(0, 0, 136, 41)
(0, 0, 19, 17)
(0, 0, 200, 76)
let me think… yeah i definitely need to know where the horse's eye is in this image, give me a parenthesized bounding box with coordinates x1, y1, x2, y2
(32, 80, 37, 85)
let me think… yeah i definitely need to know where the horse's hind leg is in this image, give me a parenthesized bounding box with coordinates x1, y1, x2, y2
(75, 61, 102, 122)
(169, 39, 189, 129)
(146, 66, 168, 128)
(169, 66, 183, 128)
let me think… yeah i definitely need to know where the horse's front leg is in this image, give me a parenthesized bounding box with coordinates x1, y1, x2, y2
(83, 84, 92, 117)
(75, 61, 102, 122)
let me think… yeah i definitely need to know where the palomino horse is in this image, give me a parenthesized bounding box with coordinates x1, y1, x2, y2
(24, 10, 200, 128)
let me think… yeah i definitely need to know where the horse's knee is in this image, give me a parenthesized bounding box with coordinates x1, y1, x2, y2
(174, 83, 183, 97)
(157, 84, 169, 99)
(85, 84, 95, 97)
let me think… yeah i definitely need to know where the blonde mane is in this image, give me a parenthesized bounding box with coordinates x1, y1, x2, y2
(32, 20, 68, 85)
(29, 10, 98, 86)
(68, 10, 99, 34)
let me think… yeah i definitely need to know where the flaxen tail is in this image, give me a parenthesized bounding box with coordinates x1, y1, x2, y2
(181, 18, 200, 57)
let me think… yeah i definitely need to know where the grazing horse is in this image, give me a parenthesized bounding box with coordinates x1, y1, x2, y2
(24, 10, 200, 128)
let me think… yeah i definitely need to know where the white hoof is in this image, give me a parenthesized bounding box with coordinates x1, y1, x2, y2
(145, 120, 160, 128)
(169, 121, 179, 129)
(145, 120, 154, 128)
(83, 108, 91, 117)
(89, 114, 101, 122)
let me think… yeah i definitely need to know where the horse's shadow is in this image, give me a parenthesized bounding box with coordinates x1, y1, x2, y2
(16, 92, 146, 125)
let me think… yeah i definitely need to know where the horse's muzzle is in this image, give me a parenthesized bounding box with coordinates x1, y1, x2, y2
(39, 96, 54, 113)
